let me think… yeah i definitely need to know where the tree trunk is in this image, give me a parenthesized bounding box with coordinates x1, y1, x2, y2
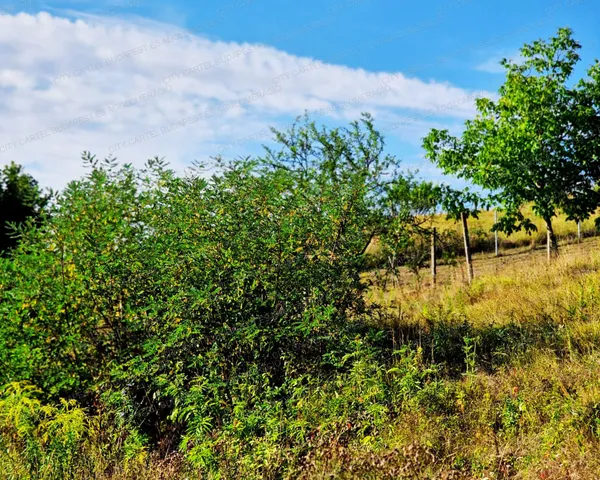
(544, 217, 559, 262)
(431, 227, 437, 288)
(461, 212, 474, 284)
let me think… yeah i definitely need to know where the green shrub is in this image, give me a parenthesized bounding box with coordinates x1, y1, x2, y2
(0, 115, 429, 476)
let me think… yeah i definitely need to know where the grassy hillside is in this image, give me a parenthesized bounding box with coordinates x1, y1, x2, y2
(319, 239, 600, 478)
(366, 233, 600, 295)
(366, 207, 600, 267)
(433, 207, 599, 251)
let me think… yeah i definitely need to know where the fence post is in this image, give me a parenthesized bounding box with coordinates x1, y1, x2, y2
(494, 210, 499, 257)
(461, 211, 474, 284)
(431, 227, 437, 288)
(577, 220, 581, 243)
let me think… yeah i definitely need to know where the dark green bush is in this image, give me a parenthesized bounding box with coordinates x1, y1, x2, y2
(0, 161, 50, 256)
(0, 114, 432, 475)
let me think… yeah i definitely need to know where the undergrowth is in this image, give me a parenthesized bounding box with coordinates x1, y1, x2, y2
(3, 250, 600, 478)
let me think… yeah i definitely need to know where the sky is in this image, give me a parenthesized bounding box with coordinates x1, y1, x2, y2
(0, 0, 598, 190)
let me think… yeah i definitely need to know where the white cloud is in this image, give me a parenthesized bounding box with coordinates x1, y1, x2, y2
(475, 58, 505, 74)
(475, 52, 522, 74)
(0, 11, 491, 189)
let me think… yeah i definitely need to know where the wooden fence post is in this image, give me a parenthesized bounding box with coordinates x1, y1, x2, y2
(494, 210, 499, 257)
(431, 227, 437, 288)
(461, 211, 474, 284)
(577, 220, 582, 243)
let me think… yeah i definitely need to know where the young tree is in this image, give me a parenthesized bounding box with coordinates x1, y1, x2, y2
(438, 186, 486, 284)
(379, 175, 442, 278)
(264, 112, 419, 263)
(423, 28, 600, 260)
(0, 162, 50, 255)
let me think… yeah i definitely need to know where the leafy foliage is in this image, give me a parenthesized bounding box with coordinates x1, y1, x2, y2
(423, 27, 600, 253)
(0, 161, 50, 256)
(437, 186, 487, 223)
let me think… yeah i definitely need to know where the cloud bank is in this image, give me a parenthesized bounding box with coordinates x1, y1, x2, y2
(0, 11, 489, 189)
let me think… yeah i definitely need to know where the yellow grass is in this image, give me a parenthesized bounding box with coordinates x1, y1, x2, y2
(366, 235, 600, 312)
(433, 206, 599, 248)
(365, 207, 599, 259)
(348, 237, 600, 478)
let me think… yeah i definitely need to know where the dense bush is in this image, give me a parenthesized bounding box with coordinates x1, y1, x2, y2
(0, 115, 427, 475)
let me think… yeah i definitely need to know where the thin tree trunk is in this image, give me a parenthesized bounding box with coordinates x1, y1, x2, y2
(461, 211, 474, 284)
(431, 227, 437, 288)
(544, 216, 559, 262)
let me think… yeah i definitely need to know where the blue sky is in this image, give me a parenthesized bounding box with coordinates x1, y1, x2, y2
(0, 0, 598, 188)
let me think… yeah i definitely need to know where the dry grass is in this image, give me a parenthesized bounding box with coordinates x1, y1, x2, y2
(432, 207, 599, 249)
(365, 236, 600, 310)
(335, 237, 600, 479)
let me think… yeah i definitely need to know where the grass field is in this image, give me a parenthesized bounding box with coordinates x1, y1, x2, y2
(365, 207, 600, 275)
(342, 237, 600, 478)
(433, 207, 599, 251)
(366, 235, 600, 301)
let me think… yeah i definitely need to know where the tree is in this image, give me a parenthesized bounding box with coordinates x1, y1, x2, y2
(379, 176, 443, 283)
(263, 112, 404, 260)
(264, 113, 429, 274)
(0, 162, 50, 255)
(438, 186, 486, 284)
(423, 28, 600, 261)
